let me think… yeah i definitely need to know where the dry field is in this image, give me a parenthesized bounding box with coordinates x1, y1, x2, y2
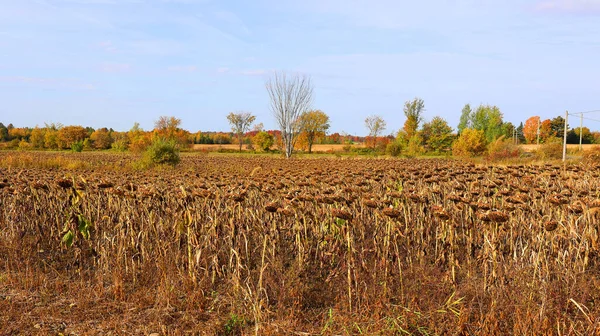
(1, 152, 600, 335)
(520, 144, 600, 153)
(191, 143, 364, 152)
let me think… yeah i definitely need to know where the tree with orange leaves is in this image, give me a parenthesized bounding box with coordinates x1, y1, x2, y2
(524, 116, 553, 144)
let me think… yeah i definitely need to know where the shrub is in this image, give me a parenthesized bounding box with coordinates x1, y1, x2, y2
(375, 140, 388, 153)
(111, 139, 128, 152)
(385, 141, 403, 157)
(18, 140, 31, 151)
(486, 136, 522, 161)
(252, 131, 274, 152)
(7, 139, 20, 149)
(71, 141, 84, 152)
(535, 138, 562, 160)
(142, 137, 180, 166)
(452, 128, 487, 158)
(82, 138, 93, 151)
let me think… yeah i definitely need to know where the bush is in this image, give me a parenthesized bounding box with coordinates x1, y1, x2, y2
(71, 141, 84, 152)
(252, 131, 274, 152)
(452, 129, 487, 158)
(111, 139, 128, 152)
(385, 141, 403, 157)
(486, 136, 522, 161)
(535, 138, 563, 160)
(406, 135, 424, 157)
(82, 138, 93, 151)
(7, 139, 20, 149)
(18, 140, 31, 151)
(582, 146, 600, 164)
(142, 137, 180, 166)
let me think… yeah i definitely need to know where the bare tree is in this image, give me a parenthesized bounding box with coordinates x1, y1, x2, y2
(266, 72, 313, 158)
(227, 112, 256, 152)
(365, 115, 387, 149)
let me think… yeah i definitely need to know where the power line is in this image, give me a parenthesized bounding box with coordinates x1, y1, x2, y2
(578, 116, 600, 123)
(570, 109, 600, 115)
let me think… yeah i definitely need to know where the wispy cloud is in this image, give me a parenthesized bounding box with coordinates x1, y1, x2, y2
(216, 67, 230, 73)
(167, 65, 198, 72)
(0, 76, 96, 90)
(128, 39, 184, 56)
(213, 10, 251, 35)
(97, 40, 117, 52)
(535, 0, 600, 13)
(99, 63, 131, 73)
(240, 69, 269, 76)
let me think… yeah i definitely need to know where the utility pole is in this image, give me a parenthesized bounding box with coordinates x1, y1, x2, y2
(579, 113, 583, 151)
(562, 111, 568, 162)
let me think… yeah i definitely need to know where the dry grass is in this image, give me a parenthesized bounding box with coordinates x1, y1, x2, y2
(1, 152, 600, 335)
(191, 143, 365, 153)
(520, 144, 600, 152)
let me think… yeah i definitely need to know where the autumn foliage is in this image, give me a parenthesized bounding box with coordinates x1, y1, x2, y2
(452, 128, 487, 157)
(523, 116, 553, 143)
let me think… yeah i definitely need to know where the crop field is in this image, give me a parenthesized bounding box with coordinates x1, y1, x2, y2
(191, 143, 367, 153)
(1, 152, 600, 335)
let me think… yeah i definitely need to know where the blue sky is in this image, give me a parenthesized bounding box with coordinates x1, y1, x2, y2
(1, 0, 599, 135)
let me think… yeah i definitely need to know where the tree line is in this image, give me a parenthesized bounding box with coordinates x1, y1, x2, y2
(1, 72, 599, 157)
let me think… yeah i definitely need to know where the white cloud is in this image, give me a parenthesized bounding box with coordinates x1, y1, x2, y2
(240, 69, 269, 76)
(167, 65, 198, 72)
(100, 63, 131, 73)
(535, 0, 600, 13)
(213, 10, 250, 35)
(0, 76, 96, 90)
(97, 40, 117, 52)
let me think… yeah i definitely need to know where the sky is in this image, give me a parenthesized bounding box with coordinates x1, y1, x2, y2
(1, 0, 599, 135)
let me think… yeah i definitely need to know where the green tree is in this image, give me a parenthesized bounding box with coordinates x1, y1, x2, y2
(0, 123, 8, 141)
(142, 137, 180, 166)
(385, 141, 403, 157)
(298, 110, 330, 153)
(470, 105, 504, 143)
(501, 122, 515, 140)
(227, 112, 256, 152)
(516, 122, 525, 143)
(567, 127, 594, 144)
(457, 104, 472, 135)
(549, 116, 567, 138)
(421, 116, 454, 153)
(402, 97, 425, 140)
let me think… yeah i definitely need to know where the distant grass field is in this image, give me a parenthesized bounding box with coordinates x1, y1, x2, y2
(193, 143, 600, 153)
(191, 143, 366, 152)
(520, 143, 600, 152)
